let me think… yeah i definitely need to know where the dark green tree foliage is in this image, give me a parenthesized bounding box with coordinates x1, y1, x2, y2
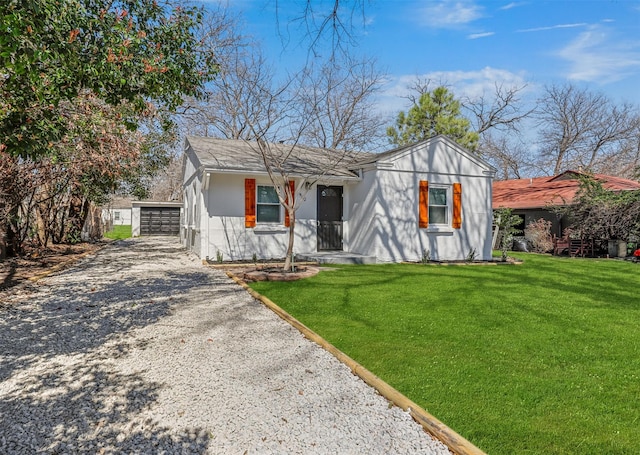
(570, 176, 640, 242)
(387, 86, 479, 150)
(0, 0, 215, 159)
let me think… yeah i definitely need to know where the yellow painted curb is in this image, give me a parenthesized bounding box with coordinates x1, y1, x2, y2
(226, 271, 486, 455)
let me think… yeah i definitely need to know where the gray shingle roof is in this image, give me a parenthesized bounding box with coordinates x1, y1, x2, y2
(186, 136, 373, 179)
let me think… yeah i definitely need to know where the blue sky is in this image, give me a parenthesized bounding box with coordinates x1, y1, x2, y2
(206, 0, 640, 116)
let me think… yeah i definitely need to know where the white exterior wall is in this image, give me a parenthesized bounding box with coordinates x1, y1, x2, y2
(201, 173, 319, 261)
(342, 170, 377, 255)
(114, 208, 131, 226)
(102, 208, 132, 226)
(182, 148, 203, 256)
(131, 206, 141, 237)
(346, 139, 494, 262)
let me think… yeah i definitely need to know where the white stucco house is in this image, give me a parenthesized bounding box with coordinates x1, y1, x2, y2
(182, 135, 496, 263)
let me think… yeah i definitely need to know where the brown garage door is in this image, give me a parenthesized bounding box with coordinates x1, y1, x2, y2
(140, 207, 180, 236)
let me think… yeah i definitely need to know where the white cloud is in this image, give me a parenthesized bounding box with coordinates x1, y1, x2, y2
(377, 67, 531, 114)
(468, 31, 495, 39)
(418, 0, 483, 28)
(556, 25, 640, 83)
(517, 23, 587, 33)
(364, 14, 376, 27)
(499, 2, 527, 10)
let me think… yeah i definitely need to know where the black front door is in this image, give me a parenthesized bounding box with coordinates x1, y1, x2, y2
(317, 185, 343, 251)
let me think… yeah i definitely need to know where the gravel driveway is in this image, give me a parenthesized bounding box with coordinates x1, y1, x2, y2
(0, 237, 450, 454)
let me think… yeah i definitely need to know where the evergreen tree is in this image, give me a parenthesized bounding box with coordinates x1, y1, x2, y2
(387, 86, 479, 150)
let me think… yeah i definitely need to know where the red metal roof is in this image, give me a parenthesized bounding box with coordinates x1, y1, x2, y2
(492, 171, 640, 210)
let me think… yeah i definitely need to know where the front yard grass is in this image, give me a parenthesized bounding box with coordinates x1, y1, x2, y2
(250, 254, 640, 454)
(103, 225, 132, 240)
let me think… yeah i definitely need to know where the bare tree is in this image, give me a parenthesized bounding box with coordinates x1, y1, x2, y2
(480, 133, 534, 180)
(535, 84, 639, 175)
(183, 50, 282, 140)
(463, 83, 534, 135)
(585, 109, 640, 176)
(296, 56, 387, 151)
(147, 153, 184, 201)
(402, 77, 444, 105)
(620, 125, 640, 179)
(178, 7, 251, 138)
(276, 0, 369, 59)
(458, 83, 536, 179)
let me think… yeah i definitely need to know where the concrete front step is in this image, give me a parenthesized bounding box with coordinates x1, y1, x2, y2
(296, 252, 377, 265)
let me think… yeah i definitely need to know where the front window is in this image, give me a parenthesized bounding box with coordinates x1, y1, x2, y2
(257, 185, 280, 223)
(114, 211, 121, 221)
(429, 187, 448, 224)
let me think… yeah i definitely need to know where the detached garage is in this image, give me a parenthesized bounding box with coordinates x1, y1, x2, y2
(132, 201, 183, 237)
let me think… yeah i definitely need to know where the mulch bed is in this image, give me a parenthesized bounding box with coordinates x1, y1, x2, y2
(0, 241, 106, 290)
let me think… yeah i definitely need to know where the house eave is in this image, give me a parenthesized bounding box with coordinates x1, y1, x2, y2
(201, 165, 362, 182)
(132, 201, 183, 208)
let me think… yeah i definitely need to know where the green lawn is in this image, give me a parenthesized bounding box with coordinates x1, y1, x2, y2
(103, 224, 132, 240)
(251, 254, 640, 454)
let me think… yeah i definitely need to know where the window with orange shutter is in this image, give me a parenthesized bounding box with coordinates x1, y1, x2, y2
(419, 181, 463, 229)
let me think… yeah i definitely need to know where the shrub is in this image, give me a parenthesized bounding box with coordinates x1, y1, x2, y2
(494, 208, 522, 262)
(571, 176, 640, 241)
(525, 218, 553, 253)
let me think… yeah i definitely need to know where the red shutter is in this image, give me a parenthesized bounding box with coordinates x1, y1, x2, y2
(245, 178, 256, 228)
(452, 182, 462, 229)
(284, 180, 295, 227)
(419, 180, 429, 228)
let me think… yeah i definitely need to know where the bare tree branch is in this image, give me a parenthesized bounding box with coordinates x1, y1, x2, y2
(296, 56, 387, 151)
(535, 83, 639, 175)
(276, 0, 369, 60)
(463, 83, 535, 135)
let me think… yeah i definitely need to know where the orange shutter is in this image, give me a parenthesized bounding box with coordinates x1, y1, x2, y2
(419, 180, 429, 228)
(452, 182, 462, 229)
(245, 178, 256, 228)
(284, 180, 295, 227)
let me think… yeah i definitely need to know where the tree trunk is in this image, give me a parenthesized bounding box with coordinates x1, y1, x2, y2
(0, 217, 6, 259)
(84, 203, 103, 241)
(34, 184, 54, 248)
(64, 191, 90, 244)
(4, 205, 21, 257)
(283, 208, 295, 271)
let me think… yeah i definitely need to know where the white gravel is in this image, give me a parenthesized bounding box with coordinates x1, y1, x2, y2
(0, 237, 451, 454)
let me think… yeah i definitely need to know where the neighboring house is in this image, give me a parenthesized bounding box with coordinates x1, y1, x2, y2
(101, 197, 132, 228)
(493, 171, 640, 236)
(182, 135, 496, 263)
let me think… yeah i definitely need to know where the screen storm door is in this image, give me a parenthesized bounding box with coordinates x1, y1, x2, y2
(317, 185, 343, 251)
